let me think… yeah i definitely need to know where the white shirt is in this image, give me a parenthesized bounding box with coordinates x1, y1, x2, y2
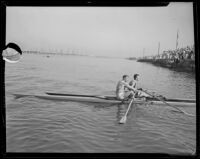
(116, 80, 136, 99)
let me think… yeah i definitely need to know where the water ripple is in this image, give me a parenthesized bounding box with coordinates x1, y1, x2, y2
(5, 55, 196, 153)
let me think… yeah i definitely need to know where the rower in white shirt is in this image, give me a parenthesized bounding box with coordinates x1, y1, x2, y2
(116, 75, 137, 100)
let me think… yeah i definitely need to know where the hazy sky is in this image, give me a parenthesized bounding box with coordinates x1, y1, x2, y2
(6, 2, 194, 57)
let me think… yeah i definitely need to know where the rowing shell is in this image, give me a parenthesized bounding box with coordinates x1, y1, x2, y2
(12, 93, 196, 107)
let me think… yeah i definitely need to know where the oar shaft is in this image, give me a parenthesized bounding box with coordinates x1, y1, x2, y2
(124, 98, 134, 117)
(142, 89, 193, 116)
(143, 90, 182, 111)
(119, 98, 134, 124)
(156, 96, 184, 112)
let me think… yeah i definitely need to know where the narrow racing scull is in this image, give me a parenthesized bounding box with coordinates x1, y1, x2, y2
(12, 92, 196, 107)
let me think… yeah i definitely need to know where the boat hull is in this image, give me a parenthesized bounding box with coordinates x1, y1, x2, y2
(12, 93, 196, 107)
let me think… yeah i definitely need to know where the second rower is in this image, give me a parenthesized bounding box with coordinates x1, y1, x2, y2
(129, 74, 148, 98)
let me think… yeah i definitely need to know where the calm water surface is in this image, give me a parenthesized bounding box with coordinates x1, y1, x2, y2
(5, 54, 196, 154)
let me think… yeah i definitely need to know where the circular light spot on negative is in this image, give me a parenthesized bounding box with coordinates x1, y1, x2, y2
(2, 47, 22, 63)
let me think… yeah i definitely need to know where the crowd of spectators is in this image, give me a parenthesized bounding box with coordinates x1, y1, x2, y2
(138, 45, 195, 70)
(154, 45, 195, 62)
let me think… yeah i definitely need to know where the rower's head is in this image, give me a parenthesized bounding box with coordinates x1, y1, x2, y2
(134, 74, 139, 81)
(122, 75, 129, 82)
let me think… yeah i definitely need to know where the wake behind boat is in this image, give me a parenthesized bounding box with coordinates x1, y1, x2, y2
(12, 92, 196, 107)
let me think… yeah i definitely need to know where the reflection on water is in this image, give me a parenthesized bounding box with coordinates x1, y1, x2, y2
(5, 54, 196, 153)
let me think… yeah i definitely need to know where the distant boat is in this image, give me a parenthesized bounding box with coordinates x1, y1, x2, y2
(46, 55, 50, 58)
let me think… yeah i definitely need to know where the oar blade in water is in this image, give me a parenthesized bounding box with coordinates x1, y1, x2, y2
(119, 116, 127, 124)
(119, 98, 134, 124)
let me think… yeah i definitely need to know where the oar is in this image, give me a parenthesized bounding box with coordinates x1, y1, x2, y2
(119, 98, 134, 124)
(141, 89, 194, 117)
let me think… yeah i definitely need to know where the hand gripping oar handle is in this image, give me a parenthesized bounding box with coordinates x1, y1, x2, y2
(119, 98, 134, 124)
(141, 89, 194, 117)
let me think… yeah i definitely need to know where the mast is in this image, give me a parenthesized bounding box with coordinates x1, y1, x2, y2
(176, 29, 179, 50)
(143, 48, 145, 58)
(158, 42, 160, 55)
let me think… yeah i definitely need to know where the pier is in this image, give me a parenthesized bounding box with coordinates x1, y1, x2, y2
(136, 45, 195, 72)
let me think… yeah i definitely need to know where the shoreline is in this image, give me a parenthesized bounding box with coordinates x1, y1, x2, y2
(136, 59, 195, 73)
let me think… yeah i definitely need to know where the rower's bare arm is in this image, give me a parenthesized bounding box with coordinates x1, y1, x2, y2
(123, 82, 137, 91)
